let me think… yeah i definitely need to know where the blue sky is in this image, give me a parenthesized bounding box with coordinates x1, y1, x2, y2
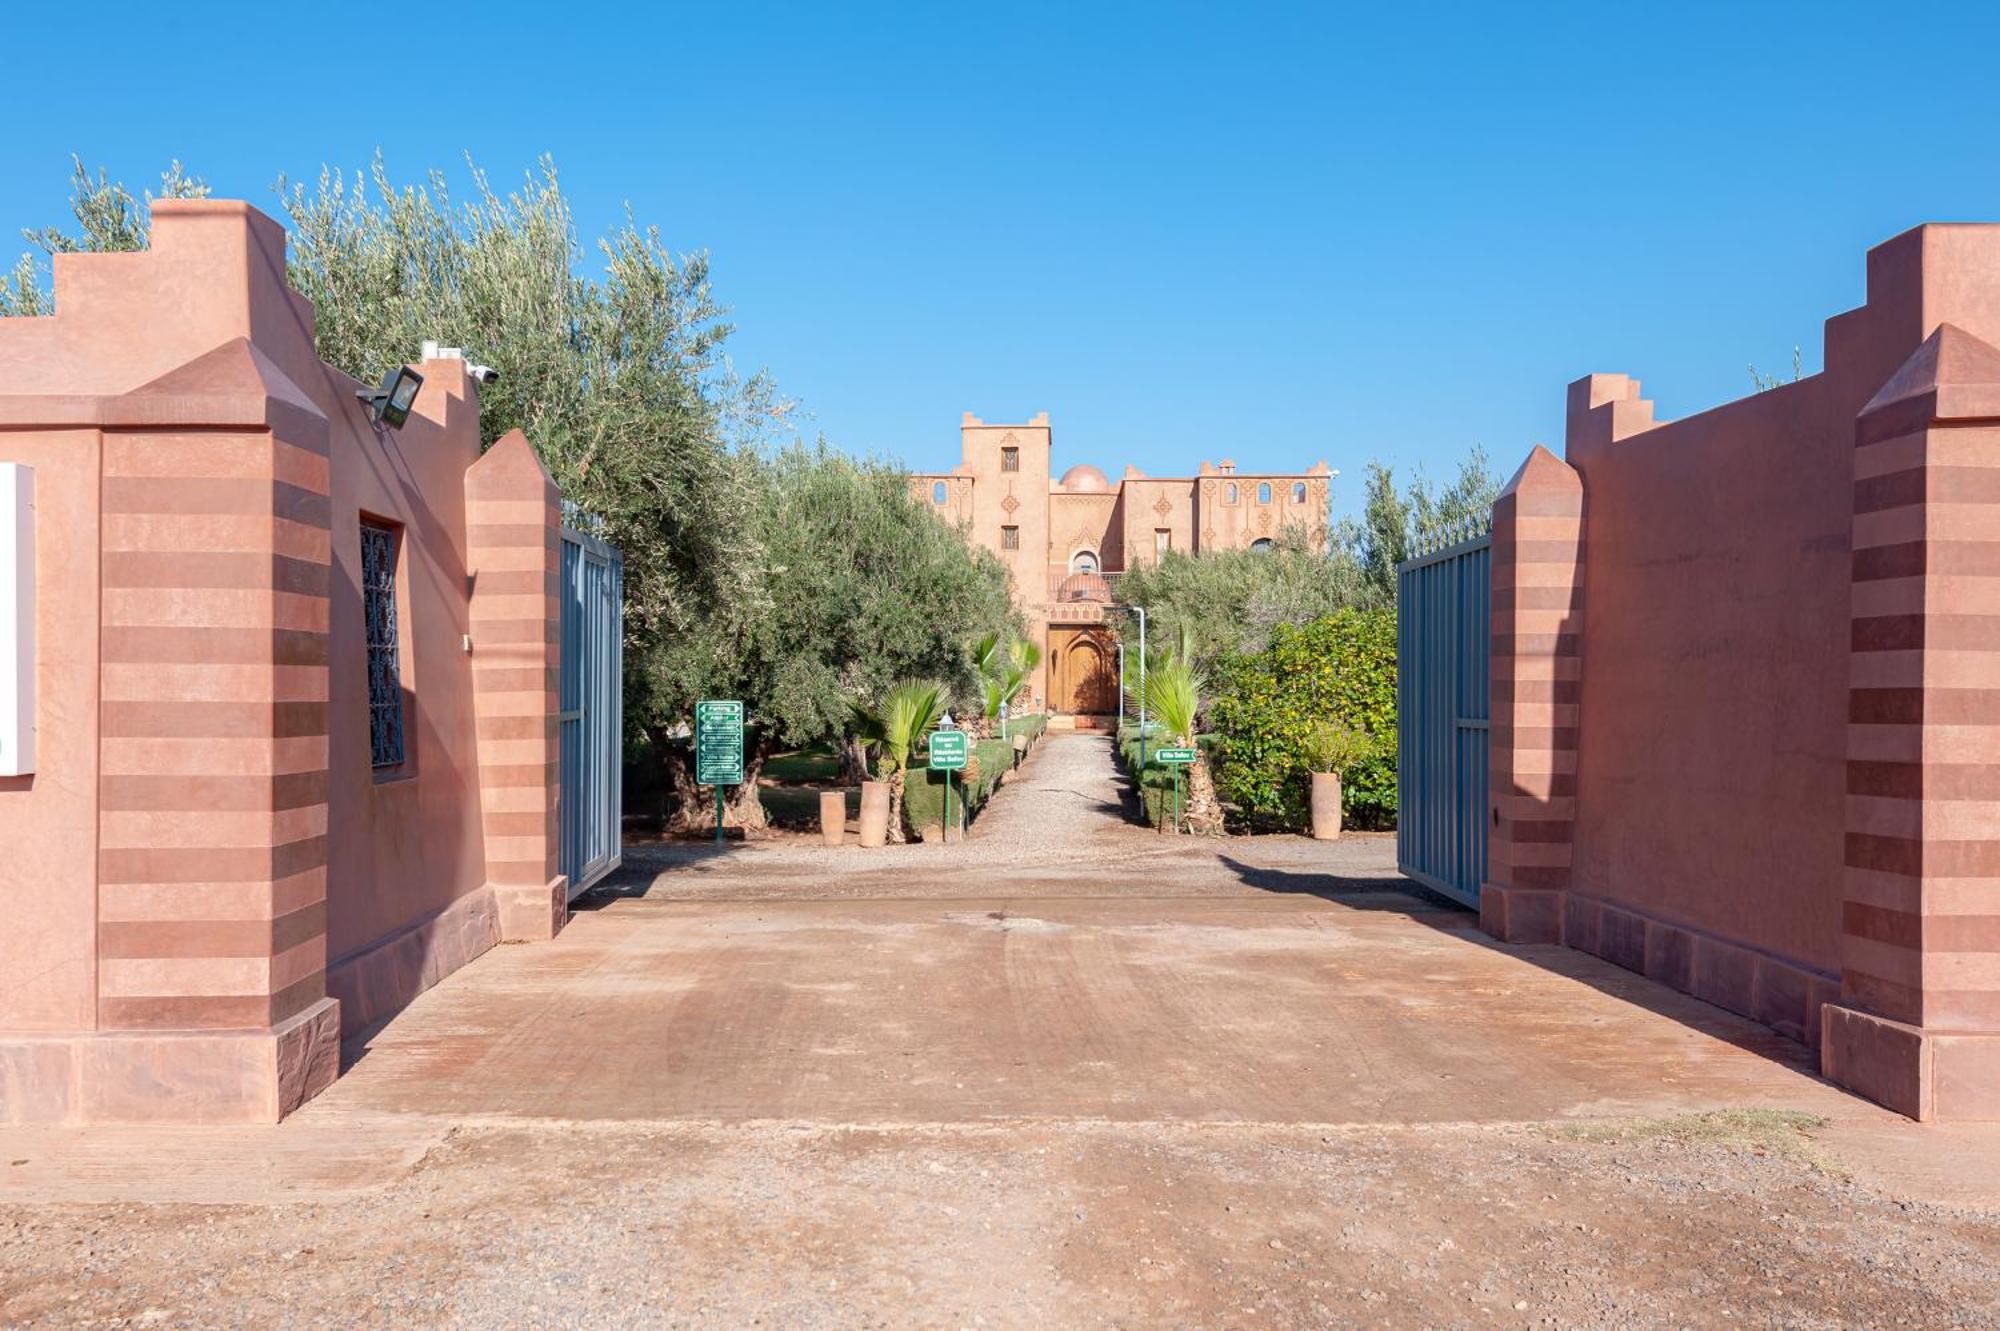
(4, 1, 1999, 519)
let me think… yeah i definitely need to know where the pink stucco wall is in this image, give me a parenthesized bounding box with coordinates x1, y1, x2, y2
(1485, 223, 2000, 1120)
(0, 200, 567, 1123)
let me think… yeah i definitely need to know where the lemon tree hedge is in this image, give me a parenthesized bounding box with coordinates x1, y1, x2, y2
(1208, 608, 1398, 830)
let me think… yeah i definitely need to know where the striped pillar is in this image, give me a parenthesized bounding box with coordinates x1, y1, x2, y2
(1481, 443, 1585, 944)
(1824, 322, 2000, 1120)
(465, 429, 567, 940)
(90, 338, 339, 1118)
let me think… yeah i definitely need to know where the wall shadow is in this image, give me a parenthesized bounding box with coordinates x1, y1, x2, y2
(1215, 854, 1822, 1076)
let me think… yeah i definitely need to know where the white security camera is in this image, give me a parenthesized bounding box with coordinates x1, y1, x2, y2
(467, 364, 501, 385)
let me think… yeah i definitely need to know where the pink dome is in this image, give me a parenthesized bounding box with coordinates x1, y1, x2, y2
(1059, 463, 1111, 493)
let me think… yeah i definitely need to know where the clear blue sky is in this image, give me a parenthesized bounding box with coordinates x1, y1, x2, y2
(5, 1, 1998, 519)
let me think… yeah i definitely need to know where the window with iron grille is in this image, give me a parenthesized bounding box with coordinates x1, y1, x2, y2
(1001, 525, 1020, 550)
(1001, 447, 1019, 472)
(360, 521, 406, 769)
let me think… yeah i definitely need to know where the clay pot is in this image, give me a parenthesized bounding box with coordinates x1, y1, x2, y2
(858, 781, 890, 848)
(820, 791, 847, 847)
(1310, 772, 1343, 841)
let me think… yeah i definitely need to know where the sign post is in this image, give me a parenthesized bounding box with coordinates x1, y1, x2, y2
(1154, 745, 1196, 833)
(695, 699, 745, 846)
(928, 727, 968, 842)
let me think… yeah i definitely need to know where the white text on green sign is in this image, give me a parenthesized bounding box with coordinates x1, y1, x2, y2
(695, 699, 745, 785)
(1154, 746, 1197, 765)
(927, 730, 968, 770)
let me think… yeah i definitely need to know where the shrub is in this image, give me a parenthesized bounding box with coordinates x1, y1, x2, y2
(902, 737, 1016, 838)
(1208, 608, 1397, 830)
(1114, 723, 1213, 830)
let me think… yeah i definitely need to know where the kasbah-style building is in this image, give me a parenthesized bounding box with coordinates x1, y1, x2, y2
(911, 412, 1334, 721)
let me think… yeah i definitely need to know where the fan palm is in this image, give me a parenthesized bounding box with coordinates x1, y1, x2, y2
(849, 679, 947, 843)
(1141, 654, 1220, 834)
(973, 631, 1043, 732)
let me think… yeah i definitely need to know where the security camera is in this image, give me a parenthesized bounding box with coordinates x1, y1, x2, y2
(467, 364, 500, 386)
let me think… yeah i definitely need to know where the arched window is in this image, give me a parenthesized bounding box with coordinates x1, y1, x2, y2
(931, 480, 947, 505)
(1292, 482, 1307, 504)
(1070, 549, 1099, 574)
(1258, 482, 1273, 504)
(1225, 482, 1239, 504)
(1250, 538, 1275, 553)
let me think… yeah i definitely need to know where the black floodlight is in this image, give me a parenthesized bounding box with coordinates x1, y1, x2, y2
(358, 366, 424, 430)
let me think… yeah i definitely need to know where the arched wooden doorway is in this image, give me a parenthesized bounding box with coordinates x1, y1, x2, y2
(1049, 626, 1118, 716)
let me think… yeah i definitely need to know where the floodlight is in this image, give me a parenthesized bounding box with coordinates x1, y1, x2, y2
(358, 366, 424, 430)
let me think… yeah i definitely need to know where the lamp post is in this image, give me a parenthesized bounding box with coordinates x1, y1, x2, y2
(1115, 639, 1125, 733)
(1109, 603, 1149, 770)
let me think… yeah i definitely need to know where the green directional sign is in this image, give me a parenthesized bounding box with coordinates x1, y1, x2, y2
(927, 729, 968, 771)
(1153, 746, 1197, 765)
(695, 699, 745, 786)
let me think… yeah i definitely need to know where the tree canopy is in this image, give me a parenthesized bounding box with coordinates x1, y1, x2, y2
(2, 155, 1012, 782)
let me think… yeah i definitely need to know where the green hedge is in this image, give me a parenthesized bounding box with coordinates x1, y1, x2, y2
(903, 720, 1044, 838)
(1208, 608, 1398, 831)
(1113, 723, 1212, 830)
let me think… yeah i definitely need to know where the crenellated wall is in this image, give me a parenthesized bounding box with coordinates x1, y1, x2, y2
(1485, 224, 2000, 1119)
(0, 200, 571, 1123)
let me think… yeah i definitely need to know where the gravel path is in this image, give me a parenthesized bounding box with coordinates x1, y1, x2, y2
(610, 732, 1406, 899)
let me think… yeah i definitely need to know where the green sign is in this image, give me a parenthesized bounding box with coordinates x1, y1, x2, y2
(1154, 746, 1197, 765)
(695, 699, 745, 786)
(928, 729, 968, 771)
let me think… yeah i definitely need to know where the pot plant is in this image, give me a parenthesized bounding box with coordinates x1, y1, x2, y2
(848, 679, 947, 845)
(1300, 720, 1373, 841)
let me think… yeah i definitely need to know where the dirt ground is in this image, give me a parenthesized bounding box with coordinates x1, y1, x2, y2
(6, 735, 2000, 1329)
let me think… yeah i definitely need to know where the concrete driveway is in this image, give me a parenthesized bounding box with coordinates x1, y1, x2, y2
(5, 734, 1999, 1328)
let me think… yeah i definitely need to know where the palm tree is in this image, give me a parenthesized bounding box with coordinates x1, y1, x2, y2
(1142, 654, 1220, 834)
(967, 631, 1006, 737)
(849, 679, 947, 843)
(973, 631, 1042, 734)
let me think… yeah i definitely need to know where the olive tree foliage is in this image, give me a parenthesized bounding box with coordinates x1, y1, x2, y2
(1112, 526, 1370, 674)
(0, 158, 211, 315)
(659, 444, 1016, 831)
(744, 443, 1017, 748)
(1336, 444, 1502, 605)
(4, 154, 781, 752)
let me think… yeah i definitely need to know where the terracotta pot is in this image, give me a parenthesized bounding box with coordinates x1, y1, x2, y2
(858, 781, 890, 848)
(820, 791, 847, 847)
(1310, 772, 1343, 841)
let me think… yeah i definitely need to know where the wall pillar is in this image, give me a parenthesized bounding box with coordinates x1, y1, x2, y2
(1823, 323, 2000, 1120)
(1481, 443, 1584, 943)
(466, 429, 567, 941)
(86, 339, 339, 1121)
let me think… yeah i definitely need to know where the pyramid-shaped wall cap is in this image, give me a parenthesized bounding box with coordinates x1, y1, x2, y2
(1500, 443, 1582, 498)
(1861, 322, 2000, 416)
(467, 427, 558, 499)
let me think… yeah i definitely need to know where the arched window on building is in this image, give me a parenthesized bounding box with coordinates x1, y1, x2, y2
(931, 480, 947, 505)
(1225, 482, 1239, 505)
(1070, 549, 1099, 574)
(1258, 481, 1273, 504)
(1292, 481, 1307, 504)
(1250, 538, 1275, 553)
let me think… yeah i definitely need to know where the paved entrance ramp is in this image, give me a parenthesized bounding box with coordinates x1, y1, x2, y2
(314, 737, 1851, 1126)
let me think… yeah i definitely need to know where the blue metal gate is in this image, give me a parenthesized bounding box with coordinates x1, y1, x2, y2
(1396, 521, 1490, 908)
(559, 519, 623, 899)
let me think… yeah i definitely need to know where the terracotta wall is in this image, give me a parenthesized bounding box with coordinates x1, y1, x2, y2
(1484, 224, 2000, 1120)
(0, 200, 569, 1124)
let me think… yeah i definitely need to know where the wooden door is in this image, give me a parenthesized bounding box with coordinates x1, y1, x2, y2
(1051, 628, 1118, 714)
